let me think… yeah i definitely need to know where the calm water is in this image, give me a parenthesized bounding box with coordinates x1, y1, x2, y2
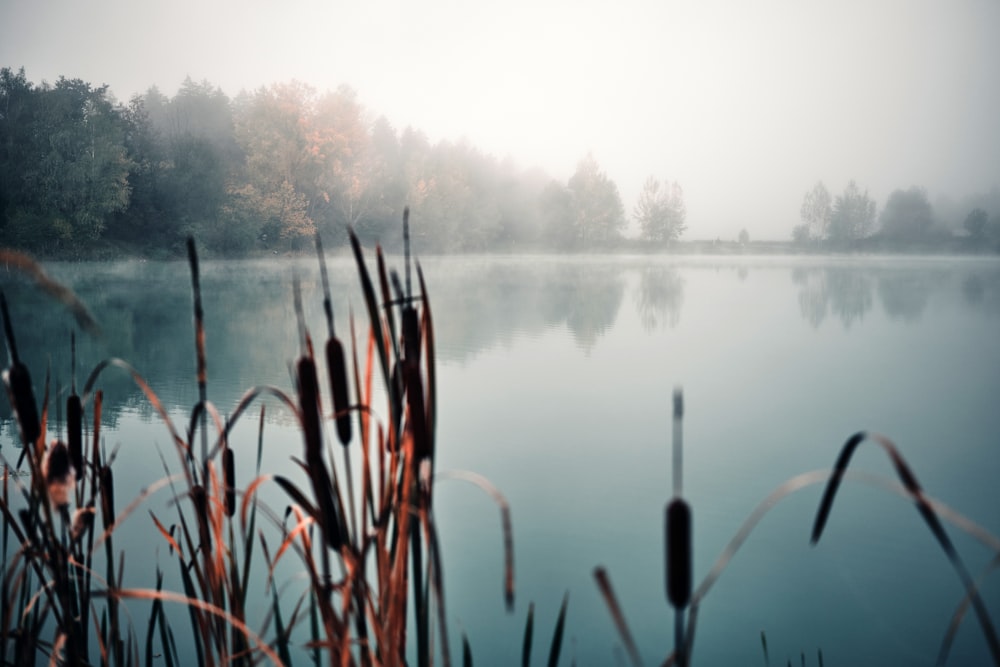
(3, 253, 999, 666)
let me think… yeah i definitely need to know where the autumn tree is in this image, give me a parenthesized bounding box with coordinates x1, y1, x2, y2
(634, 176, 686, 244)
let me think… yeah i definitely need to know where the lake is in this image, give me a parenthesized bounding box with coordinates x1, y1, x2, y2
(3, 252, 999, 666)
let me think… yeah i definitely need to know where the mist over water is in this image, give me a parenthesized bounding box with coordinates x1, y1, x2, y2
(3, 254, 999, 665)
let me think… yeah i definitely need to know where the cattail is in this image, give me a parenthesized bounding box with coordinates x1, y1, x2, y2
(67, 331, 83, 476)
(665, 498, 692, 609)
(67, 393, 83, 476)
(191, 484, 211, 552)
(1, 293, 40, 447)
(401, 306, 420, 364)
(297, 357, 322, 462)
(223, 447, 235, 518)
(667, 387, 691, 667)
(315, 231, 353, 446)
(44, 439, 74, 508)
(296, 355, 344, 550)
(70, 504, 95, 545)
(325, 336, 352, 446)
(99, 465, 115, 528)
(404, 362, 429, 462)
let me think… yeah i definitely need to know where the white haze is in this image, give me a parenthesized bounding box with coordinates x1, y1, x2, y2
(2, 0, 998, 240)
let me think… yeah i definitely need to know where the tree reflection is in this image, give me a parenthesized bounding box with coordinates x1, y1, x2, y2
(540, 263, 625, 353)
(635, 266, 685, 331)
(793, 267, 874, 328)
(961, 269, 1000, 315)
(877, 272, 932, 323)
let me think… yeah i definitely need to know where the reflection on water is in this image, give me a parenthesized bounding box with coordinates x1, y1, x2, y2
(792, 266, 874, 328)
(2, 254, 999, 665)
(635, 266, 684, 331)
(3, 256, 1000, 426)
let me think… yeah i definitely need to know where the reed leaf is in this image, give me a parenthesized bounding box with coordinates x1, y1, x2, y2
(0, 250, 100, 336)
(547, 592, 569, 667)
(463, 632, 473, 667)
(522, 602, 535, 667)
(810, 432, 999, 665)
(348, 228, 393, 404)
(593, 567, 642, 667)
(434, 469, 515, 610)
(109, 587, 286, 667)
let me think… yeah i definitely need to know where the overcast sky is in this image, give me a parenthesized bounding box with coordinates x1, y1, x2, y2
(2, 0, 998, 240)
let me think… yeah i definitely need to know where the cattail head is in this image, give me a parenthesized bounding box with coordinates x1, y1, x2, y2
(1, 293, 40, 447)
(99, 465, 115, 527)
(223, 447, 235, 518)
(70, 503, 95, 544)
(325, 336, 352, 446)
(44, 439, 75, 508)
(296, 356, 323, 463)
(67, 393, 83, 477)
(3, 363, 40, 448)
(191, 484, 212, 552)
(401, 306, 420, 363)
(403, 362, 429, 462)
(665, 497, 692, 610)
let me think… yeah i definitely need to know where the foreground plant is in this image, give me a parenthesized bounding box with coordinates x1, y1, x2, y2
(594, 410, 999, 666)
(0, 218, 518, 666)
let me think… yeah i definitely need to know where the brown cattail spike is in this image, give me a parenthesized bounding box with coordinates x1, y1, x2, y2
(296, 356, 344, 550)
(67, 394, 83, 476)
(44, 440, 74, 508)
(404, 362, 429, 462)
(325, 337, 352, 446)
(68, 330, 83, 476)
(665, 497, 692, 609)
(223, 447, 236, 518)
(1, 293, 40, 447)
(402, 306, 420, 364)
(191, 484, 211, 551)
(297, 357, 323, 463)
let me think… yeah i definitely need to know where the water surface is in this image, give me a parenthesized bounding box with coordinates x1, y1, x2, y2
(3, 253, 998, 666)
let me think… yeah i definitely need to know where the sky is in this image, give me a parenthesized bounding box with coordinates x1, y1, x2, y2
(2, 0, 999, 240)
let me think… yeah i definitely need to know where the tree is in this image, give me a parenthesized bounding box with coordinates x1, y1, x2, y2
(634, 176, 686, 244)
(964, 208, 988, 239)
(2, 75, 133, 251)
(563, 154, 625, 246)
(879, 186, 933, 241)
(799, 181, 832, 240)
(828, 180, 876, 243)
(738, 228, 750, 245)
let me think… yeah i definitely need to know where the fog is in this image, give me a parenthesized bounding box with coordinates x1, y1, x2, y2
(2, 0, 999, 240)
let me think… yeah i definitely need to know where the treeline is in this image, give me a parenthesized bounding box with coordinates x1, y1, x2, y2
(793, 180, 1000, 252)
(0, 67, 688, 258)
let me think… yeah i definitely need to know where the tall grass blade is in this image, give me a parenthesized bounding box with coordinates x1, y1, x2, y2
(348, 228, 392, 402)
(522, 602, 535, 667)
(547, 592, 569, 667)
(463, 631, 473, 667)
(434, 470, 515, 610)
(810, 432, 999, 665)
(593, 567, 642, 667)
(938, 554, 1000, 665)
(0, 250, 100, 336)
